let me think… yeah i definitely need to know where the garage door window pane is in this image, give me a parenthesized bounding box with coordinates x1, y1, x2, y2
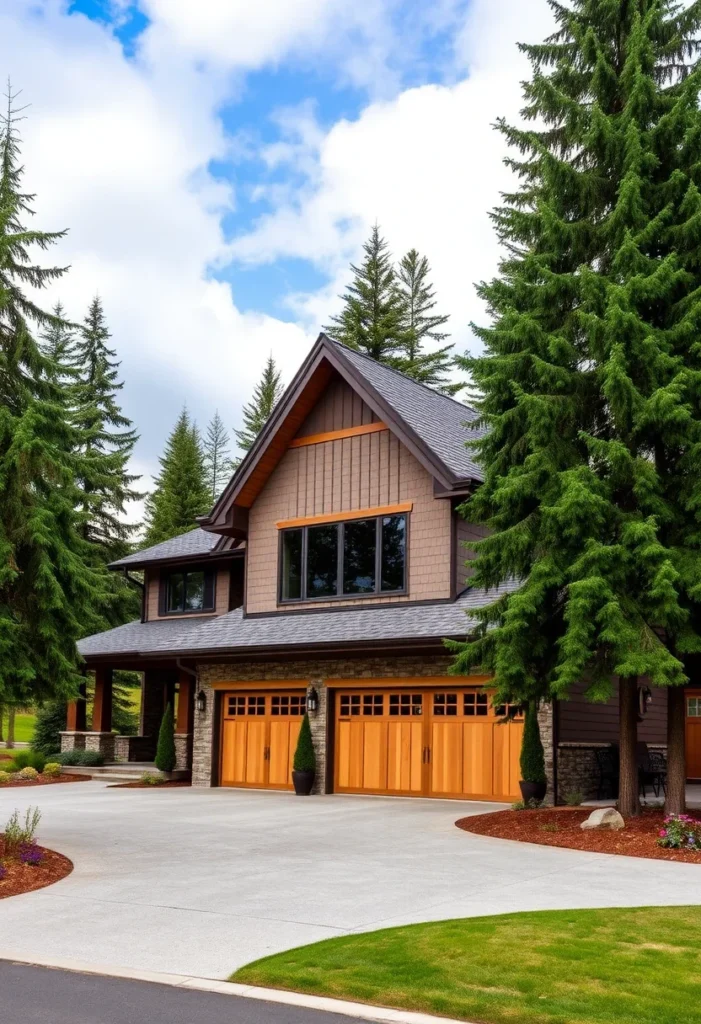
(381, 515, 406, 592)
(281, 529, 303, 600)
(307, 524, 338, 598)
(343, 519, 376, 594)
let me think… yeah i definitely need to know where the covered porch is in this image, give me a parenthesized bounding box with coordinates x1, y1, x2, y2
(61, 662, 197, 772)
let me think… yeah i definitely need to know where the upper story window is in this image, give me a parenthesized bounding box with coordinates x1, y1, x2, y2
(280, 514, 407, 603)
(164, 568, 215, 614)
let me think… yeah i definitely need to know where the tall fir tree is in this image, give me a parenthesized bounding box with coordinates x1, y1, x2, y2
(447, 1, 701, 816)
(40, 300, 76, 381)
(0, 83, 106, 704)
(324, 224, 406, 363)
(144, 408, 211, 545)
(233, 355, 284, 463)
(395, 248, 459, 394)
(203, 410, 231, 501)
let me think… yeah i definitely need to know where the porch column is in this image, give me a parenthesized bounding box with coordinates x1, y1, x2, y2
(66, 679, 87, 732)
(174, 670, 195, 771)
(92, 666, 113, 733)
(61, 679, 88, 753)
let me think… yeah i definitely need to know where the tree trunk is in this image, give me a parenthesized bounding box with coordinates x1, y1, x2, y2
(6, 707, 15, 749)
(0, 702, 4, 743)
(618, 676, 640, 817)
(665, 685, 686, 815)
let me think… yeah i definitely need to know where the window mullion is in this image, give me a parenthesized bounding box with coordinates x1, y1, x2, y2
(302, 528, 308, 601)
(375, 516, 382, 595)
(337, 523, 343, 597)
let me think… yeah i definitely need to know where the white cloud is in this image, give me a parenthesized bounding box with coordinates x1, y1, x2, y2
(229, 0, 557, 358)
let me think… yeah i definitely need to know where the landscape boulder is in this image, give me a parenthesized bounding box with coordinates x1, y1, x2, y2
(580, 807, 625, 831)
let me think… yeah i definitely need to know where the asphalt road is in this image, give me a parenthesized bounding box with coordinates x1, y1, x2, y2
(0, 961, 368, 1024)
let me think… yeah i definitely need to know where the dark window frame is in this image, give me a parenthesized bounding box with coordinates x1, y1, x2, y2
(161, 566, 216, 615)
(278, 513, 408, 605)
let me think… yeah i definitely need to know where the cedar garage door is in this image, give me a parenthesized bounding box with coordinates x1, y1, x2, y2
(220, 691, 306, 789)
(334, 686, 523, 801)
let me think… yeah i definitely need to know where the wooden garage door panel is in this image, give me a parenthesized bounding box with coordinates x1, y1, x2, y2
(387, 721, 422, 793)
(431, 722, 463, 796)
(244, 720, 268, 785)
(462, 722, 493, 797)
(362, 721, 387, 791)
(492, 720, 522, 799)
(268, 720, 300, 788)
(221, 720, 248, 785)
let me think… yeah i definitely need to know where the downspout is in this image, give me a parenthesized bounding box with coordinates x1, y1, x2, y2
(175, 658, 197, 680)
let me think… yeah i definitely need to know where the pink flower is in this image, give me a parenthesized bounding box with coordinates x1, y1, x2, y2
(659, 830, 667, 837)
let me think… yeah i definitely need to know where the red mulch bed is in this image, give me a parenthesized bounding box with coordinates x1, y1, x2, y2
(0, 838, 73, 899)
(0, 774, 91, 788)
(456, 807, 701, 863)
(108, 781, 191, 788)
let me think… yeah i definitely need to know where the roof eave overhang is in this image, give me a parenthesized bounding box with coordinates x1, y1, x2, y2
(107, 548, 244, 573)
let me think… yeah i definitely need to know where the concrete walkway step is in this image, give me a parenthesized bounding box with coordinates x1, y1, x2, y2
(63, 764, 189, 782)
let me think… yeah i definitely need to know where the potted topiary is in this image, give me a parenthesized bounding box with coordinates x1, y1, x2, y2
(292, 713, 316, 795)
(519, 700, 547, 804)
(154, 703, 177, 775)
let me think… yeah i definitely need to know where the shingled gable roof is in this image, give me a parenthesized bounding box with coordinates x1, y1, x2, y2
(108, 528, 242, 570)
(199, 333, 485, 534)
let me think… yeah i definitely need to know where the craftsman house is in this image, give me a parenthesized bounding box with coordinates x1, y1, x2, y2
(73, 334, 688, 802)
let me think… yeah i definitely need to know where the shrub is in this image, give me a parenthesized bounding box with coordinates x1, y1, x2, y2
(657, 814, 701, 851)
(564, 790, 584, 806)
(293, 714, 316, 773)
(43, 763, 62, 778)
(0, 773, 9, 785)
(140, 771, 166, 786)
(18, 766, 39, 781)
(9, 751, 46, 773)
(519, 701, 546, 785)
(3, 807, 41, 857)
(78, 750, 105, 767)
(32, 700, 66, 755)
(54, 750, 81, 766)
(154, 704, 176, 773)
(511, 798, 543, 811)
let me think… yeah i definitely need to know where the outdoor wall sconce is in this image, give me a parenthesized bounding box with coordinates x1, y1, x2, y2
(196, 689, 207, 715)
(637, 685, 652, 721)
(307, 687, 319, 714)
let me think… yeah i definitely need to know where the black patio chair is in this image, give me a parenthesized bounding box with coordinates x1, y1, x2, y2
(637, 742, 666, 799)
(596, 745, 619, 800)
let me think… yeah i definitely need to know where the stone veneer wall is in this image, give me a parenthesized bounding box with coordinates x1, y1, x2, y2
(192, 657, 557, 800)
(557, 741, 668, 802)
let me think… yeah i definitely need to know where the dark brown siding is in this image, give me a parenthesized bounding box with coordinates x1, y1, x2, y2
(558, 679, 667, 744)
(295, 373, 379, 437)
(454, 518, 490, 595)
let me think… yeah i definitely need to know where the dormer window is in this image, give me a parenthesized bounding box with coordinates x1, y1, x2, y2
(163, 568, 215, 614)
(279, 513, 407, 603)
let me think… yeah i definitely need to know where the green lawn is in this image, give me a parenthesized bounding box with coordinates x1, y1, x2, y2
(232, 907, 701, 1024)
(0, 712, 35, 745)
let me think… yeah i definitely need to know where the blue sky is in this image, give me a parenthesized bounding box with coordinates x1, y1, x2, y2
(1, 0, 555, 516)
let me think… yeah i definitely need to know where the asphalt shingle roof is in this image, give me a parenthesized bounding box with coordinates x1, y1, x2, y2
(78, 583, 518, 659)
(330, 339, 486, 482)
(109, 528, 220, 568)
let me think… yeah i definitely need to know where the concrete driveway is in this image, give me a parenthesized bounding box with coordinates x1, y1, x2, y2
(1, 781, 701, 979)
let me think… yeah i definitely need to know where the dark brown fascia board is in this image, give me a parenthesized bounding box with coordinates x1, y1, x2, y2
(433, 477, 481, 499)
(200, 334, 464, 532)
(107, 549, 245, 573)
(80, 633, 471, 666)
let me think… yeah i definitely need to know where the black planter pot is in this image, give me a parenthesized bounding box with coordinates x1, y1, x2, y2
(292, 770, 315, 795)
(519, 780, 547, 804)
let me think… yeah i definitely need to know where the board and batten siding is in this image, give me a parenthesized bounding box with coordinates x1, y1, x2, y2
(245, 432, 453, 614)
(295, 375, 379, 437)
(557, 678, 667, 745)
(144, 566, 230, 621)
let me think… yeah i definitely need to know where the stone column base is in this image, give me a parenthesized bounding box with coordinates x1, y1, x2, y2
(174, 733, 192, 771)
(60, 731, 87, 753)
(84, 732, 116, 761)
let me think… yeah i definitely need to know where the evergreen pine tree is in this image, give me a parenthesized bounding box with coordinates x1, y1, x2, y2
(40, 300, 76, 381)
(0, 83, 106, 704)
(448, 2, 701, 817)
(233, 355, 284, 463)
(203, 410, 231, 501)
(324, 224, 406, 362)
(395, 248, 459, 394)
(144, 409, 211, 546)
(154, 703, 176, 773)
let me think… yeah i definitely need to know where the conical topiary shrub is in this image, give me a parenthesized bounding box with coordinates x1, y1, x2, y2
(293, 713, 316, 772)
(519, 700, 546, 803)
(292, 713, 316, 794)
(155, 703, 176, 773)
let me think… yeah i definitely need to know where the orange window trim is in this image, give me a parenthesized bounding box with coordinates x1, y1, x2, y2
(325, 676, 492, 689)
(288, 421, 388, 448)
(211, 680, 308, 692)
(276, 502, 413, 530)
